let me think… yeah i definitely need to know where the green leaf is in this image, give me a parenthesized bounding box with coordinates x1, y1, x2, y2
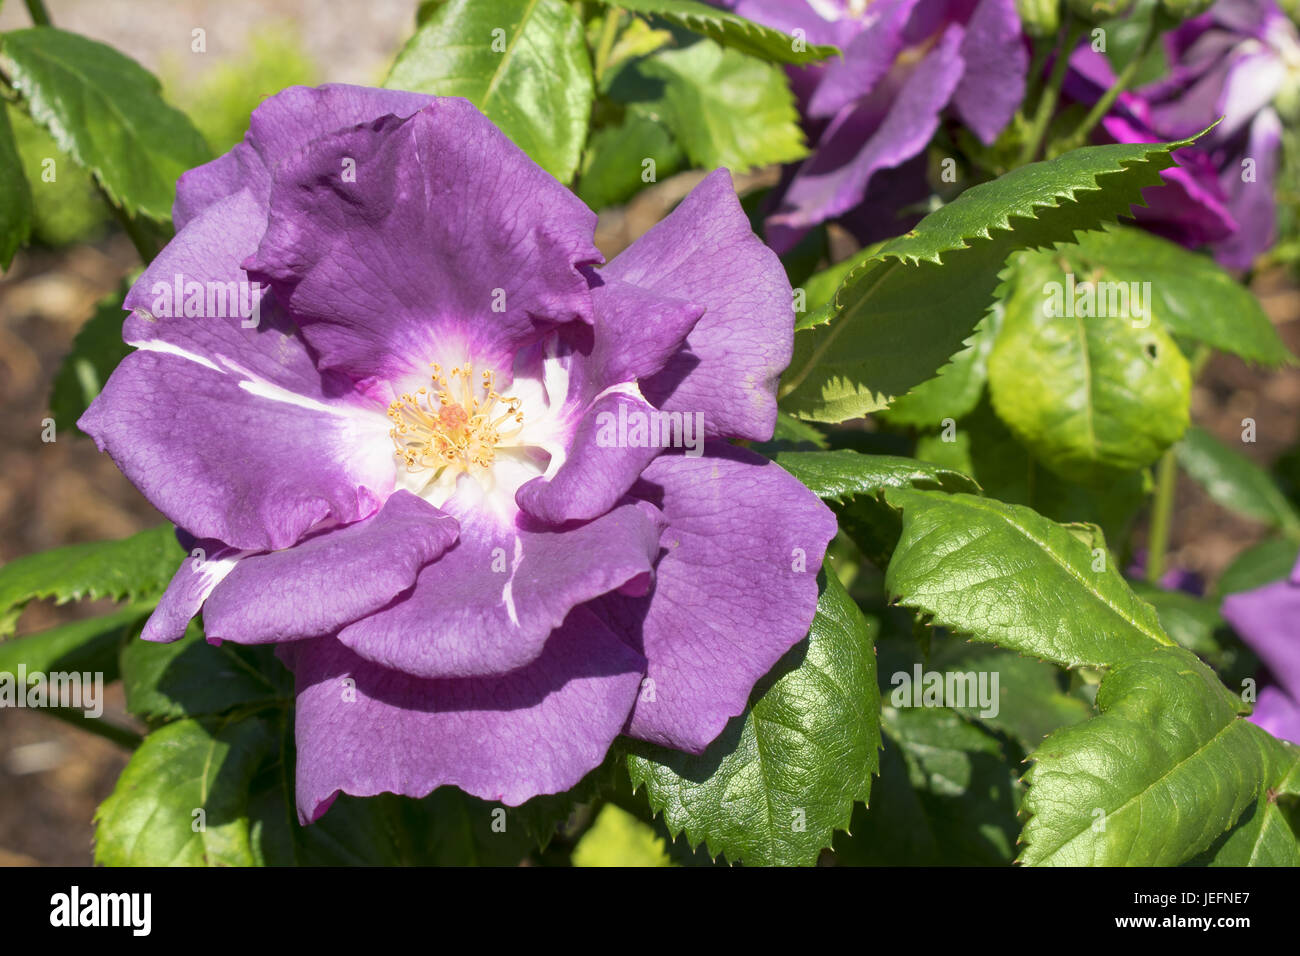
(385, 0, 593, 183)
(885, 489, 1171, 667)
(0, 602, 148, 681)
(49, 282, 132, 435)
(576, 111, 682, 210)
(773, 449, 982, 503)
(988, 247, 1191, 480)
(572, 804, 674, 866)
(1215, 537, 1300, 599)
(774, 449, 982, 566)
(1067, 225, 1294, 366)
(929, 643, 1093, 747)
(1196, 759, 1300, 866)
(120, 622, 287, 722)
(0, 27, 211, 222)
(0, 525, 182, 636)
(834, 710, 1022, 865)
(778, 137, 1190, 422)
(884, 487, 1300, 865)
(95, 716, 274, 866)
(878, 306, 1002, 428)
(589, 0, 838, 64)
(0, 103, 33, 268)
(916, 396, 1147, 546)
(626, 568, 880, 866)
(1020, 648, 1297, 865)
(620, 38, 806, 174)
(1129, 582, 1224, 658)
(1175, 426, 1300, 532)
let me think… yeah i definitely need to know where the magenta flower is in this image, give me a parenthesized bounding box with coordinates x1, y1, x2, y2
(716, 0, 1028, 251)
(79, 85, 836, 821)
(1067, 0, 1300, 268)
(1221, 554, 1300, 745)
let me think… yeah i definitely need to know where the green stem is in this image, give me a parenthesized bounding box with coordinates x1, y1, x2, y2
(1062, 13, 1162, 152)
(1018, 19, 1085, 167)
(1146, 344, 1211, 585)
(592, 7, 621, 86)
(1146, 449, 1177, 585)
(23, 0, 52, 26)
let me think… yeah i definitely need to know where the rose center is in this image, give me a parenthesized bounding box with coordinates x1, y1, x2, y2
(387, 362, 524, 477)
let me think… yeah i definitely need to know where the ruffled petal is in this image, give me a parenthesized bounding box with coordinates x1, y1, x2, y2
(124, 189, 345, 400)
(806, 0, 919, 120)
(173, 84, 434, 229)
(78, 349, 394, 551)
(142, 541, 244, 644)
(515, 389, 667, 524)
(337, 499, 663, 678)
(601, 170, 792, 441)
(285, 608, 645, 821)
(203, 491, 458, 644)
(769, 24, 965, 244)
(593, 444, 837, 752)
(951, 0, 1027, 145)
(245, 100, 600, 384)
(1214, 108, 1282, 269)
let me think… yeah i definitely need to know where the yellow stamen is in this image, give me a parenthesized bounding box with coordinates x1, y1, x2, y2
(387, 363, 523, 476)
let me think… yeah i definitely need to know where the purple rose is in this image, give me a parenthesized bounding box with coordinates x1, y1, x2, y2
(716, 0, 1028, 251)
(79, 85, 836, 821)
(1067, 0, 1299, 268)
(1221, 553, 1300, 745)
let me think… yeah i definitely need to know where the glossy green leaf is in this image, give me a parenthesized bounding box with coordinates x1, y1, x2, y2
(0, 27, 210, 222)
(1196, 759, 1300, 866)
(884, 487, 1300, 865)
(1021, 648, 1297, 865)
(590, 0, 838, 64)
(915, 396, 1147, 546)
(385, 0, 593, 183)
(1176, 426, 1300, 532)
(773, 450, 982, 503)
(779, 137, 1189, 422)
(774, 449, 981, 566)
(623, 38, 806, 174)
(989, 247, 1191, 480)
(627, 569, 880, 866)
(94, 716, 274, 866)
(0, 104, 33, 268)
(885, 489, 1172, 667)
(1068, 225, 1294, 366)
(879, 306, 1002, 428)
(0, 524, 182, 636)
